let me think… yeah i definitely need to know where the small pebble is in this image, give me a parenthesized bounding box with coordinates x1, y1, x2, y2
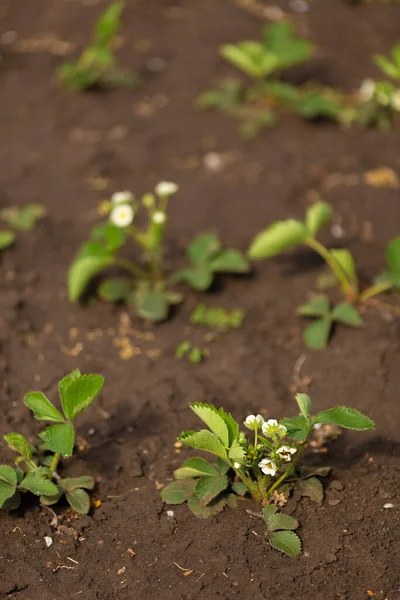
(204, 152, 224, 173)
(167, 510, 175, 518)
(44, 536, 53, 547)
(331, 224, 345, 239)
(383, 503, 394, 509)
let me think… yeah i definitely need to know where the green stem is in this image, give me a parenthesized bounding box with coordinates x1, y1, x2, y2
(127, 226, 149, 250)
(234, 467, 261, 501)
(266, 444, 306, 497)
(304, 237, 356, 301)
(360, 280, 393, 302)
(50, 452, 60, 474)
(113, 257, 148, 279)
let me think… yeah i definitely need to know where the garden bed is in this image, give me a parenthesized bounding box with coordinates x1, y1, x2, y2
(0, 0, 400, 598)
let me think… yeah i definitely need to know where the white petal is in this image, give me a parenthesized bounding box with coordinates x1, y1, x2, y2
(111, 190, 133, 204)
(110, 204, 134, 228)
(155, 181, 178, 196)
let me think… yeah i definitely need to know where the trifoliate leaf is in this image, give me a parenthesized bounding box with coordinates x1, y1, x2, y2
(20, 471, 58, 496)
(195, 474, 229, 505)
(269, 530, 301, 557)
(65, 488, 91, 514)
(190, 403, 230, 446)
(267, 513, 299, 532)
(161, 479, 197, 504)
(24, 391, 64, 423)
(297, 476, 323, 504)
(174, 458, 219, 480)
(331, 303, 363, 327)
(44, 423, 75, 458)
(296, 394, 312, 419)
(314, 406, 375, 430)
(210, 250, 250, 274)
(68, 254, 113, 302)
(4, 433, 33, 460)
(248, 219, 306, 260)
(98, 277, 132, 303)
(178, 430, 228, 459)
(187, 493, 227, 518)
(0, 230, 15, 250)
(0, 465, 17, 507)
(297, 295, 330, 317)
(188, 233, 221, 265)
(58, 476, 94, 492)
(303, 318, 331, 350)
(305, 201, 333, 237)
(60, 374, 104, 421)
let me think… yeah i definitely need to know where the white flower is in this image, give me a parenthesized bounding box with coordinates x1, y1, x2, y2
(233, 462, 242, 469)
(111, 190, 133, 204)
(262, 419, 287, 438)
(155, 181, 179, 197)
(258, 458, 277, 477)
(276, 445, 297, 462)
(152, 211, 166, 225)
(392, 90, 400, 111)
(244, 414, 264, 431)
(110, 204, 134, 228)
(359, 78, 375, 102)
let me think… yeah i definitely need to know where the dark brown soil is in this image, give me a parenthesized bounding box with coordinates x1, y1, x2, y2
(1, 1, 400, 599)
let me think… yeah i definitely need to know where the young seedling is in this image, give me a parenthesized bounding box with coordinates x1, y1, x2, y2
(175, 341, 205, 364)
(0, 204, 46, 252)
(297, 294, 363, 350)
(197, 21, 343, 137)
(58, 1, 137, 91)
(190, 304, 245, 330)
(376, 236, 400, 289)
(248, 200, 394, 305)
(161, 394, 374, 556)
(350, 43, 400, 129)
(172, 233, 249, 291)
(0, 370, 104, 514)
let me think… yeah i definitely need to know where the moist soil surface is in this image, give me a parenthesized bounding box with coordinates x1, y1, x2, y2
(1, 1, 400, 599)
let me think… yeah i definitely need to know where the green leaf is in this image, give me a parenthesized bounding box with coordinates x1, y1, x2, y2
(0, 230, 15, 250)
(20, 470, 58, 496)
(267, 513, 299, 532)
(303, 319, 331, 350)
(297, 476, 323, 503)
(68, 253, 113, 302)
(263, 505, 278, 519)
(4, 433, 33, 460)
(98, 277, 132, 303)
(65, 488, 91, 514)
(269, 530, 301, 557)
(331, 303, 363, 327)
(305, 201, 333, 237)
(0, 465, 17, 507)
(297, 295, 330, 317)
(58, 476, 94, 492)
(92, 223, 126, 252)
(228, 439, 246, 464)
(178, 430, 228, 459)
(374, 54, 400, 80)
(188, 233, 221, 265)
(24, 391, 64, 423)
(263, 21, 313, 68)
(281, 416, 309, 441)
(0, 204, 46, 231)
(385, 236, 400, 274)
(220, 43, 267, 78)
(218, 408, 239, 446)
(95, 0, 124, 46)
(314, 406, 375, 430)
(40, 488, 63, 506)
(190, 403, 230, 446)
(161, 479, 197, 504)
(195, 474, 229, 505)
(210, 250, 250, 273)
(296, 394, 312, 419)
(329, 249, 358, 289)
(134, 290, 169, 322)
(172, 267, 213, 291)
(44, 422, 75, 458)
(174, 458, 218, 480)
(58, 369, 81, 415)
(60, 374, 104, 421)
(231, 481, 247, 496)
(187, 493, 227, 518)
(216, 457, 230, 475)
(2, 492, 22, 510)
(248, 220, 306, 260)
